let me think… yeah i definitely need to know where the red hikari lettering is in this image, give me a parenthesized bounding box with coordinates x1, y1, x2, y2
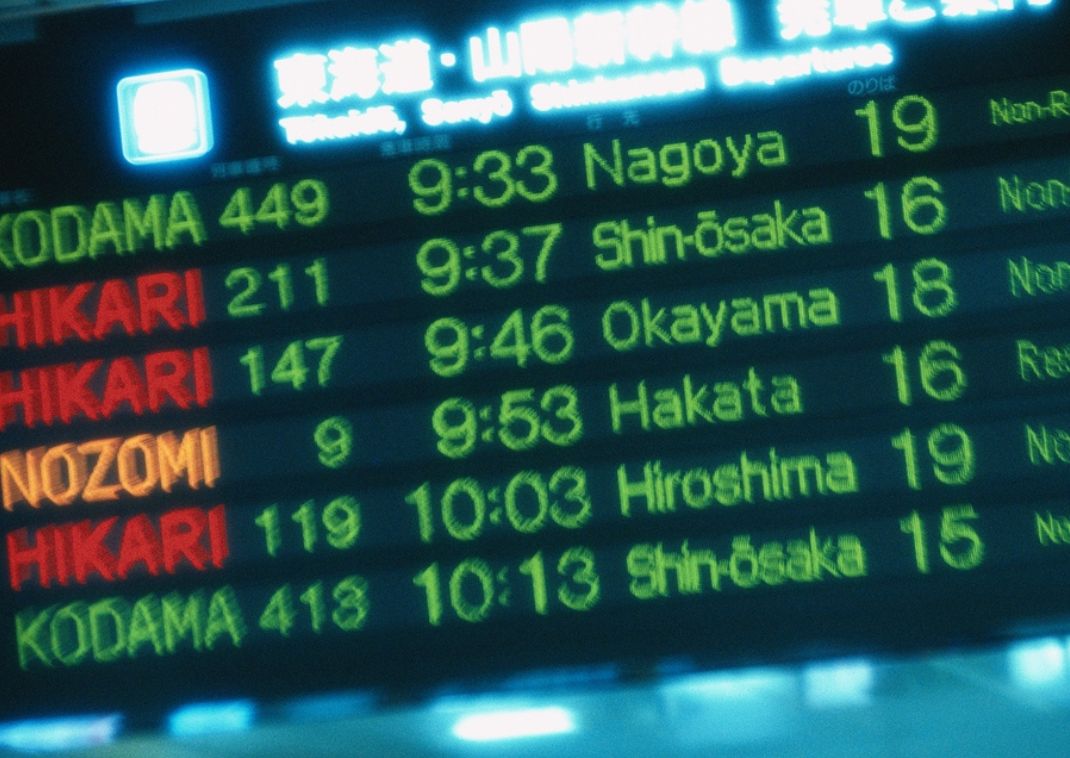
(208, 503, 228, 568)
(145, 351, 192, 411)
(49, 283, 94, 345)
(0, 291, 31, 349)
(138, 273, 181, 332)
(72, 517, 118, 584)
(99, 357, 146, 417)
(94, 279, 138, 339)
(0, 268, 206, 350)
(6, 526, 54, 590)
(6, 505, 229, 590)
(115, 514, 160, 579)
(0, 347, 214, 431)
(192, 345, 213, 407)
(57, 361, 102, 424)
(0, 370, 41, 428)
(185, 269, 207, 327)
(160, 508, 209, 572)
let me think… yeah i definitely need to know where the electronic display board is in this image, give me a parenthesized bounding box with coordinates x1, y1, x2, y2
(3, 0, 1070, 723)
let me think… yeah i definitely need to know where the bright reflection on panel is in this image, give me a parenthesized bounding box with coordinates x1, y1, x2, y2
(803, 659, 875, 708)
(167, 700, 256, 737)
(133, 82, 199, 154)
(660, 668, 795, 700)
(451, 706, 576, 742)
(116, 69, 213, 165)
(659, 668, 797, 746)
(0, 715, 121, 752)
(1008, 637, 1067, 686)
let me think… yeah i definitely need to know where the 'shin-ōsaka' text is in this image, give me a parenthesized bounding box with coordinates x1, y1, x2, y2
(627, 529, 867, 599)
(593, 202, 831, 272)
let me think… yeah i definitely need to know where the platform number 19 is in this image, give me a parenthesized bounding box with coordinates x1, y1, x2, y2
(855, 95, 939, 158)
(891, 423, 975, 491)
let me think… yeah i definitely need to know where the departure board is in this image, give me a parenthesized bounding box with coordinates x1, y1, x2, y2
(3, 0, 1070, 721)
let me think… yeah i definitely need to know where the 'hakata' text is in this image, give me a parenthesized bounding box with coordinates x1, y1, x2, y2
(0, 269, 206, 350)
(0, 348, 213, 431)
(7, 504, 229, 591)
(1, 427, 220, 510)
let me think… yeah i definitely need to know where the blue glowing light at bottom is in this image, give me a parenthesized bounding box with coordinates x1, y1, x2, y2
(167, 700, 256, 737)
(452, 706, 576, 742)
(0, 715, 121, 752)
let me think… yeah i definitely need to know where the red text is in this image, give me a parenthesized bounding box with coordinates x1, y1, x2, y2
(0, 347, 213, 431)
(7, 504, 229, 591)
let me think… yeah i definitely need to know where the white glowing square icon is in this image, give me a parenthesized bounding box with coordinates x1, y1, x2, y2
(117, 69, 213, 164)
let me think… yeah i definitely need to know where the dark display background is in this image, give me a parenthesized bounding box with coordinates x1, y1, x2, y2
(2, 0, 1070, 726)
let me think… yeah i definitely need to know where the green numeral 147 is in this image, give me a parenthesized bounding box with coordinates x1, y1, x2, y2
(240, 335, 343, 395)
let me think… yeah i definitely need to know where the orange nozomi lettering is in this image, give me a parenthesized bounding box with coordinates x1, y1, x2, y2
(1, 427, 220, 511)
